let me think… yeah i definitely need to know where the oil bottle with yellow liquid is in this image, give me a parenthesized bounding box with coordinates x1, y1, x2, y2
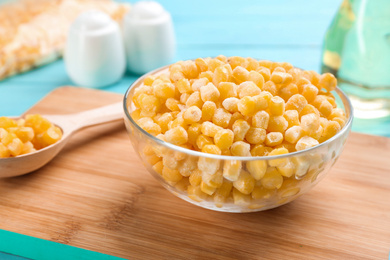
(321, 0, 390, 118)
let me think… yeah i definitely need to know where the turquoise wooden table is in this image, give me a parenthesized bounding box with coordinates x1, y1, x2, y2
(0, 0, 389, 259)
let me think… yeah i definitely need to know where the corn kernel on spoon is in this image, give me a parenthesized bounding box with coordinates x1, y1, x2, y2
(0, 102, 123, 178)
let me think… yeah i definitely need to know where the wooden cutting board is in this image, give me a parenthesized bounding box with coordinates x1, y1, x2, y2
(0, 86, 389, 260)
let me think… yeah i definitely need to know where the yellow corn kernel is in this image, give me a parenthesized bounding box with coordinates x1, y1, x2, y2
(186, 91, 204, 109)
(252, 110, 270, 129)
(292, 155, 311, 178)
(246, 160, 267, 180)
(196, 134, 213, 150)
(187, 185, 208, 202)
(227, 112, 245, 129)
(276, 159, 295, 178)
(137, 117, 162, 136)
(284, 125, 304, 144)
(300, 113, 320, 136)
(199, 71, 213, 82)
(237, 96, 256, 116)
(187, 123, 202, 146)
(0, 117, 17, 129)
(7, 137, 24, 157)
(177, 156, 196, 177)
(245, 127, 266, 145)
(271, 65, 286, 73)
(223, 160, 242, 181)
(269, 96, 285, 116)
(214, 181, 233, 207)
(278, 178, 301, 198)
(0, 143, 10, 158)
(228, 56, 247, 69)
(212, 108, 232, 128)
(202, 170, 223, 189)
(232, 188, 252, 206)
(164, 126, 188, 145)
(201, 121, 223, 138)
(320, 120, 341, 142)
(201, 101, 216, 121)
(156, 113, 173, 133)
(232, 119, 250, 141)
(195, 57, 209, 72)
(252, 94, 270, 112)
(265, 132, 284, 147)
(200, 181, 217, 195)
(222, 97, 239, 113)
(183, 106, 202, 124)
(200, 83, 220, 103)
(165, 98, 181, 111)
(248, 71, 264, 89)
(308, 125, 323, 140)
(257, 67, 271, 82)
(283, 110, 299, 128)
(302, 70, 320, 86)
(179, 93, 191, 104)
(214, 129, 234, 150)
(301, 84, 318, 103)
(176, 78, 192, 93)
(143, 75, 157, 86)
(162, 151, 179, 169)
(233, 170, 255, 195)
(285, 94, 308, 113)
(230, 141, 251, 156)
(267, 147, 289, 167)
(218, 82, 238, 100)
(261, 167, 283, 189)
(38, 126, 62, 148)
(212, 64, 232, 86)
(198, 157, 220, 175)
(250, 144, 273, 156)
(295, 136, 319, 151)
(267, 115, 288, 133)
(12, 126, 34, 143)
(258, 60, 272, 68)
(318, 73, 337, 92)
(191, 77, 209, 92)
(263, 80, 278, 96)
(162, 166, 183, 182)
(300, 104, 320, 119)
(168, 116, 188, 130)
(252, 185, 276, 200)
(25, 114, 52, 134)
(181, 60, 199, 79)
(232, 66, 249, 83)
(130, 109, 142, 122)
(318, 100, 333, 118)
(175, 178, 190, 192)
(279, 83, 299, 101)
(153, 82, 175, 100)
(152, 161, 164, 175)
(270, 71, 293, 85)
(202, 144, 222, 155)
(189, 169, 203, 186)
(207, 58, 225, 72)
(216, 55, 227, 62)
(238, 81, 261, 98)
(288, 67, 303, 83)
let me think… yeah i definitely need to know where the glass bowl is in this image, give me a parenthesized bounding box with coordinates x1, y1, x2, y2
(123, 65, 353, 213)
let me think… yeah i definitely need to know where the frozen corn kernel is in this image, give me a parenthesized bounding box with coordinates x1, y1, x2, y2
(200, 181, 217, 195)
(196, 134, 213, 150)
(212, 108, 232, 128)
(0, 143, 10, 158)
(228, 56, 247, 69)
(156, 113, 173, 133)
(214, 129, 234, 150)
(223, 160, 242, 181)
(285, 126, 304, 144)
(212, 64, 232, 86)
(137, 94, 161, 116)
(37, 126, 62, 148)
(248, 71, 264, 89)
(12, 127, 34, 143)
(232, 66, 249, 83)
(189, 169, 203, 186)
(232, 119, 250, 141)
(231, 141, 251, 156)
(202, 144, 222, 155)
(320, 120, 341, 142)
(233, 170, 255, 195)
(181, 60, 199, 79)
(268, 147, 289, 167)
(265, 132, 284, 147)
(269, 96, 285, 116)
(201, 101, 217, 121)
(168, 116, 188, 130)
(183, 106, 202, 124)
(7, 138, 24, 157)
(238, 81, 261, 98)
(191, 77, 209, 92)
(252, 185, 276, 200)
(300, 104, 320, 118)
(25, 114, 52, 134)
(199, 71, 213, 82)
(252, 111, 270, 129)
(257, 67, 271, 82)
(245, 127, 266, 145)
(222, 97, 239, 113)
(207, 58, 225, 72)
(165, 98, 181, 111)
(318, 73, 337, 92)
(195, 58, 209, 72)
(214, 181, 233, 207)
(152, 160, 164, 175)
(21, 141, 36, 155)
(277, 159, 295, 178)
(137, 117, 162, 136)
(252, 93, 270, 112)
(263, 81, 278, 96)
(301, 84, 318, 103)
(187, 185, 208, 202)
(261, 167, 283, 189)
(0, 117, 17, 129)
(250, 144, 273, 156)
(246, 160, 267, 180)
(300, 113, 320, 136)
(200, 83, 220, 103)
(237, 96, 256, 116)
(198, 157, 220, 175)
(283, 110, 300, 128)
(295, 136, 319, 151)
(162, 166, 183, 183)
(317, 100, 333, 118)
(176, 78, 192, 93)
(186, 91, 204, 109)
(187, 123, 202, 146)
(279, 83, 299, 101)
(153, 82, 175, 99)
(233, 188, 252, 206)
(271, 71, 293, 85)
(267, 115, 288, 133)
(164, 126, 188, 145)
(202, 170, 223, 189)
(285, 94, 308, 114)
(201, 122, 223, 137)
(218, 83, 238, 104)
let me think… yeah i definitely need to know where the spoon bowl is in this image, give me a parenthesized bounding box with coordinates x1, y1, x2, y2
(0, 102, 124, 178)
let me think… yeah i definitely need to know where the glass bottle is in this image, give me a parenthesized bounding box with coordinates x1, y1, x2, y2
(321, 0, 390, 118)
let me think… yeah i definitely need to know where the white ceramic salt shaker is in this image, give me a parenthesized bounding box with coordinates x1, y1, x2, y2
(123, 1, 175, 75)
(64, 10, 126, 88)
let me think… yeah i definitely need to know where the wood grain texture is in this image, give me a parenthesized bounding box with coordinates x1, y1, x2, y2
(0, 86, 389, 260)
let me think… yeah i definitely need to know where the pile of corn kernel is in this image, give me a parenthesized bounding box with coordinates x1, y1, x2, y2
(130, 56, 347, 208)
(0, 115, 62, 158)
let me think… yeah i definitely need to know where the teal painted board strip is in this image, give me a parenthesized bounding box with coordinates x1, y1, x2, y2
(0, 230, 125, 260)
(0, 252, 30, 260)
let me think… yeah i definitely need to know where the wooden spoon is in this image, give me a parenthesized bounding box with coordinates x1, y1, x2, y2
(0, 102, 123, 178)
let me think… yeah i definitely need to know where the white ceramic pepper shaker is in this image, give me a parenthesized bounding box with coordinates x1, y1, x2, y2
(123, 1, 175, 75)
(64, 10, 126, 88)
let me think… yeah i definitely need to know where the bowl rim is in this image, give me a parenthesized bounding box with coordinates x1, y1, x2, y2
(123, 63, 354, 161)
